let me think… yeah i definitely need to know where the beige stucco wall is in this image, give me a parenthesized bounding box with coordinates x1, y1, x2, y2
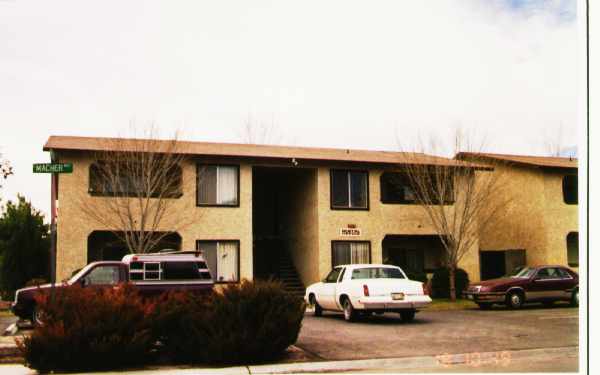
(314, 167, 480, 284)
(285, 169, 319, 286)
(55, 151, 495, 285)
(475, 163, 578, 272)
(55, 151, 253, 282)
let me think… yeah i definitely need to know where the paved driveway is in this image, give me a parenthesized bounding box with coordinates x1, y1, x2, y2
(296, 305, 579, 361)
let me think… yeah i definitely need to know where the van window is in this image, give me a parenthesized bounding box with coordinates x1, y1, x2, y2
(163, 262, 201, 280)
(129, 260, 212, 281)
(84, 265, 121, 285)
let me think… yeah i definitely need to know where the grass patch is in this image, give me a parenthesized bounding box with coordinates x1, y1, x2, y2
(0, 310, 14, 317)
(427, 298, 478, 311)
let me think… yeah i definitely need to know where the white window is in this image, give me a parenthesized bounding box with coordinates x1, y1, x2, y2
(196, 241, 240, 282)
(197, 165, 239, 206)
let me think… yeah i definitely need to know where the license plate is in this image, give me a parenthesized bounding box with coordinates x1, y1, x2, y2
(392, 293, 405, 300)
(466, 294, 473, 300)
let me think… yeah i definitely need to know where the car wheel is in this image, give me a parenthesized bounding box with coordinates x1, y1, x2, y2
(571, 289, 579, 307)
(400, 310, 416, 322)
(309, 294, 323, 317)
(506, 291, 524, 309)
(477, 303, 493, 310)
(342, 297, 356, 322)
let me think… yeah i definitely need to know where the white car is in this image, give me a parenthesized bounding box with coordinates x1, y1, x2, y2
(305, 264, 432, 322)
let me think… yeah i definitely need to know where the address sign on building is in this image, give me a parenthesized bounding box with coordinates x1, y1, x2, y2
(340, 224, 361, 237)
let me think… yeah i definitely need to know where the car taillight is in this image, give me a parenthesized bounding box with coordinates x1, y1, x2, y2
(363, 285, 370, 296)
(422, 283, 430, 295)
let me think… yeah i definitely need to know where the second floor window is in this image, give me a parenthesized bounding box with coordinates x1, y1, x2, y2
(563, 174, 578, 205)
(331, 170, 368, 209)
(197, 165, 239, 206)
(380, 171, 454, 205)
(380, 172, 417, 203)
(89, 161, 182, 198)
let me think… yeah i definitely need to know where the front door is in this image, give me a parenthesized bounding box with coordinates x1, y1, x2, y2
(528, 267, 565, 300)
(480, 251, 506, 280)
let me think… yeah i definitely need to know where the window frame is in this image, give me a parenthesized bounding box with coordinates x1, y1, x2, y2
(331, 240, 372, 268)
(562, 174, 578, 205)
(195, 239, 241, 283)
(329, 169, 370, 210)
(196, 164, 241, 207)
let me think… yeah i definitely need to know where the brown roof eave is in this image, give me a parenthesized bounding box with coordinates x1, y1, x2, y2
(44, 135, 483, 168)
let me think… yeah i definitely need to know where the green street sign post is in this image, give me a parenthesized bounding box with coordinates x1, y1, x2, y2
(33, 163, 73, 173)
(33, 161, 72, 298)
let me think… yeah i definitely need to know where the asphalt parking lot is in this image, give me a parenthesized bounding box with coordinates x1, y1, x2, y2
(296, 304, 579, 362)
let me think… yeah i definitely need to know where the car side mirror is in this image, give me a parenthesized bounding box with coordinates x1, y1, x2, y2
(80, 278, 89, 287)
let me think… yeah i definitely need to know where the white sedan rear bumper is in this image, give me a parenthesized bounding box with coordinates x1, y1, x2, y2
(356, 295, 432, 310)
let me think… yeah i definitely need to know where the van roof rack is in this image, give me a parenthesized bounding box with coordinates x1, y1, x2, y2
(132, 250, 203, 256)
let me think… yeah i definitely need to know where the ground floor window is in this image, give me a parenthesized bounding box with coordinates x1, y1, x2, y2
(567, 232, 578, 267)
(196, 240, 240, 282)
(331, 241, 371, 267)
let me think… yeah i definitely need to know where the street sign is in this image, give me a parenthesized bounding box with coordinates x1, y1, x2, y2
(33, 163, 73, 173)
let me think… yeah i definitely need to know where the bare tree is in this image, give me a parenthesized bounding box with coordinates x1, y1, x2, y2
(398, 130, 512, 300)
(237, 115, 291, 145)
(78, 128, 193, 254)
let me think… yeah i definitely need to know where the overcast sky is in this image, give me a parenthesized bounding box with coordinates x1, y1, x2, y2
(0, 0, 581, 217)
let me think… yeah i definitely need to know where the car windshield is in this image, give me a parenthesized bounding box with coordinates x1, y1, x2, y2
(67, 263, 95, 284)
(351, 267, 405, 280)
(510, 267, 536, 278)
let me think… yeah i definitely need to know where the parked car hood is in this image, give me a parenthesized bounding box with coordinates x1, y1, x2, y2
(475, 277, 527, 288)
(17, 283, 64, 295)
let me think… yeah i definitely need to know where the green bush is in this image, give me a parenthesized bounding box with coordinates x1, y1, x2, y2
(0, 196, 50, 300)
(149, 290, 211, 363)
(17, 284, 155, 373)
(153, 279, 306, 365)
(431, 267, 470, 298)
(18, 280, 306, 370)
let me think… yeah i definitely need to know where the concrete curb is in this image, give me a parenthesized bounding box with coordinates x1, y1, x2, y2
(246, 346, 579, 374)
(0, 345, 579, 375)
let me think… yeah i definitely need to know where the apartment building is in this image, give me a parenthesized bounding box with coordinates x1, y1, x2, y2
(456, 153, 579, 279)
(43, 136, 578, 289)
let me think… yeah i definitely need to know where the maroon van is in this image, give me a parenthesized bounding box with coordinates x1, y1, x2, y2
(463, 265, 579, 309)
(11, 251, 214, 324)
